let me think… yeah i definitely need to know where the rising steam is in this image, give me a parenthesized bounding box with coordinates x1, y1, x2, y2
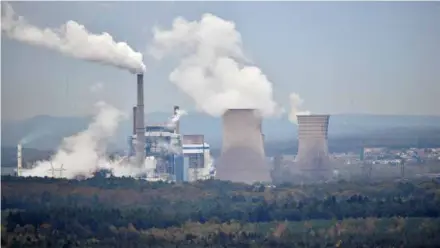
(22, 102, 142, 178)
(166, 108, 187, 129)
(150, 13, 280, 117)
(288, 92, 310, 124)
(20, 129, 50, 145)
(1, 3, 145, 73)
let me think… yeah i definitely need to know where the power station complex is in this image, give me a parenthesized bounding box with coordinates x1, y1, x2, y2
(15, 73, 332, 184)
(128, 74, 214, 182)
(128, 74, 332, 184)
(214, 110, 332, 184)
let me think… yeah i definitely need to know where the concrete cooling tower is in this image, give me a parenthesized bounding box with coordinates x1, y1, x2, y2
(215, 109, 271, 184)
(296, 115, 331, 180)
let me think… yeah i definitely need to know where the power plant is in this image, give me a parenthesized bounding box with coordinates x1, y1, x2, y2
(128, 74, 214, 182)
(295, 114, 331, 180)
(215, 109, 271, 184)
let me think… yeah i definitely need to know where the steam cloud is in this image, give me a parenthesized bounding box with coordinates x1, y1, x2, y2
(22, 102, 147, 178)
(20, 129, 50, 145)
(1, 3, 145, 73)
(89, 82, 104, 93)
(288, 92, 311, 124)
(166, 108, 187, 129)
(150, 13, 280, 117)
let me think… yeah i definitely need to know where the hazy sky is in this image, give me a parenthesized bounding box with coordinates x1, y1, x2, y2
(2, 1, 440, 121)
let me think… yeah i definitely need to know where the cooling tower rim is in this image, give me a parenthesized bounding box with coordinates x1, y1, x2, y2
(297, 114, 330, 117)
(223, 108, 263, 117)
(224, 108, 259, 111)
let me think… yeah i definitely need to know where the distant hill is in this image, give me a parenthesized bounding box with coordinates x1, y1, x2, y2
(1, 147, 53, 167)
(2, 113, 440, 152)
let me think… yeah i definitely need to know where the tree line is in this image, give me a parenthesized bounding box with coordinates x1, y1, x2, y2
(2, 176, 440, 247)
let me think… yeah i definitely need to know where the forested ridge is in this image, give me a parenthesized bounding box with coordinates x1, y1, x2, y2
(2, 175, 440, 247)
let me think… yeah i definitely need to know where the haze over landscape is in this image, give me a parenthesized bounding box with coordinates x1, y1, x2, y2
(2, 2, 440, 153)
(2, 1, 440, 121)
(2, 2, 440, 247)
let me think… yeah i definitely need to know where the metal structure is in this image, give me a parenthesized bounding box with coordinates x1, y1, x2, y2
(182, 134, 214, 181)
(215, 109, 270, 184)
(128, 125, 184, 181)
(134, 74, 146, 168)
(49, 163, 65, 178)
(174, 106, 180, 134)
(132, 106, 137, 135)
(295, 115, 331, 179)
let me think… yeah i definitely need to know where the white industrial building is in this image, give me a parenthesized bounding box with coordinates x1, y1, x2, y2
(182, 135, 215, 181)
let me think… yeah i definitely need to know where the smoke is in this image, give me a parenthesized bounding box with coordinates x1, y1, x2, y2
(149, 13, 280, 117)
(157, 140, 182, 154)
(1, 3, 145, 73)
(288, 92, 310, 124)
(19, 129, 51, 145)
(22, 101, 145, 178)
(100, 156, 158, 178)
(166, 108, 187, 129)
(89, 82, 104, 93)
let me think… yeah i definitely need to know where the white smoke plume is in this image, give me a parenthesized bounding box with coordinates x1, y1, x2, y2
(89, 82, 104, 93)
(22, 102, 135, 178)
(166, 108, 187, 129)
(288, 92, 311, 124)
(1, 3, 145, 73)
(100, 156, 158, 178)
(149, 13, 280, 117)
(19, 129, 50, 145)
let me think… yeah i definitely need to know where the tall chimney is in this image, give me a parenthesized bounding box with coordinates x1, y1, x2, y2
(135, 74, 146, 167)
(174, 105, 180, 134)
(132, 106, 137, 135)
(215, 109, 271, 184)
(17, 143, 22, 176)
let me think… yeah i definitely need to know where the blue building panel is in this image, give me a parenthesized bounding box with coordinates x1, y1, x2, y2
(174, 154, 185, 182)
(129, 125, 184, 181)
(183, 156, 189, 182)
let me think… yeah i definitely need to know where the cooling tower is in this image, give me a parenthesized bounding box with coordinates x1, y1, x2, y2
(135, 74, 146, 167)
(215, 109, 270, 184)
(296, 115, 331, 179)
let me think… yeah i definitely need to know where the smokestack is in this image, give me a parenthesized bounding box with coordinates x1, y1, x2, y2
(174, 106, 180, 134)
(132, 106, 137, 135)
(215, 109, 270, 184)
(17, 143, 22, 176)
(135, 74, 146, 167)
(295, 115, 331, 180)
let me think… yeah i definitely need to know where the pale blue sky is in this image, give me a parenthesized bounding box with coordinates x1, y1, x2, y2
(2, 1, 440, 121)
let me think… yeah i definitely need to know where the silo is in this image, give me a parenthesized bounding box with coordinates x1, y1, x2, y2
(215, 109, 270, 184)
(295, 115, 331, 179)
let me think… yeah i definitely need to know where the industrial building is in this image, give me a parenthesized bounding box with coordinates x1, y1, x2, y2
(182, 135, 215, 181)
(215, 109, 271, 184)
(128, 124, 184, 180)
(127, 129, 214, 182)
(294, 114, 332, 180)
